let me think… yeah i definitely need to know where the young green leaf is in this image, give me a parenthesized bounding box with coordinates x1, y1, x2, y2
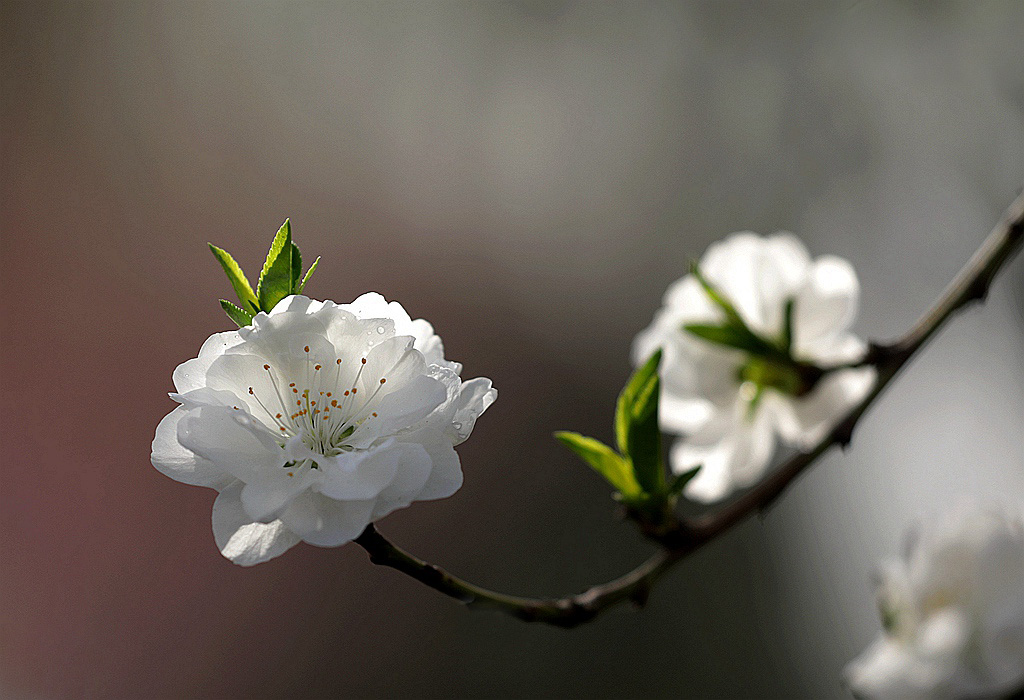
(256, 219, 293, 312)
(219, 299, 254, 328)
(209, 244, 258, 312)
(298, 256, 320, 294)
(667, 466, 701, 496)
(615, 349, 665, 494)
(554, 431, 641, 500)
(289, 241, 303, 294)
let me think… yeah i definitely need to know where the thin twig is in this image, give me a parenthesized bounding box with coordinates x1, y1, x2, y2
(355, 192, 1024, 628)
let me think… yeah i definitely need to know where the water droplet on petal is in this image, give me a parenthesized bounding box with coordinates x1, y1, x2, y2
(453, 421, 462, 430)
(376, 326, 385, 334)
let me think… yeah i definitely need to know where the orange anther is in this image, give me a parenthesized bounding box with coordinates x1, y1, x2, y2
(263, 364, 270, 370)
(314, 364, 321, 371)
(361, 358, 367, 365)
(304, 345, 310, 352)
(380, 378, 386, 384)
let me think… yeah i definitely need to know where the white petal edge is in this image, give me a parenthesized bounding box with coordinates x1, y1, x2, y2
(152, 406, 233, 489)
(213, 481, 301, 566)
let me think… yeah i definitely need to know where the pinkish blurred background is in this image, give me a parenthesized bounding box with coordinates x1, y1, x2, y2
(2, 2, 1022, 698)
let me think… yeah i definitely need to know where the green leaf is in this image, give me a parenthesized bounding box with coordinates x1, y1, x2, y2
(667, 466, 701, 496)
(219, 299, 254, 328)
(209, 244, 258, 312)
(256, 219, 293, 312)
(289, 241, 303, 294)
(297, 256, 320, 294)
(615, 350, 665, 494)
(554, 431, 641, 500)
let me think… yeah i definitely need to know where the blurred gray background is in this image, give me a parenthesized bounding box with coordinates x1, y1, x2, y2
(2, 2, 1022, 698)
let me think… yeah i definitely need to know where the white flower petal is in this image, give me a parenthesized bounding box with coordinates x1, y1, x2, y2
(702, 232, 810, 336)
(369, 442, 434, 519)
(339, 292, 459, 369)
(673, 406, 776, 503)
(773, 367, 876, 449)
(449, 377, 497, 445)
(279, 491, 376, 547)
(177, 405, 286, 482)
(199, 330, 244, 358)
(658, 394, 715, 435)
(317, 440, 402, 501)
(151, 407, 232, 489)
(212, 481, 301, 566)
(172, 356, 218, 394)
(267, 294, 323, 317)
(845, 636, 944, 700)
(794, 255, 860, 351)
(412, 436, 463, 502)
(239, 476, 308, 523)
(766, 233, 813, 291)
(340, 292, 412, 326)
(169, 386, 240, 410)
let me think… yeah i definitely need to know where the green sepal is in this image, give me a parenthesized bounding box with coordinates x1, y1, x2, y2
(667, 466, 701, 496)
(298, 256, 320, 294)
(780, 297, 795, 353)
(256, 219, 293, 312)
(615, 349, 665, 494)
(690, 261, 746, 328)
(682, 323, 768, 354)
(219, 299, 254, 328)
(289, 241, 303, 294)
(209, 244, 259, 313)
(554, 431, 642, 501)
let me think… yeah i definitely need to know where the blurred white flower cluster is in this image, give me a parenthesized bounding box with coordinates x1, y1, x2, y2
(633, 232, 876, 502)
(846, 503, 1024, 699)
(152, 293, 495, 565)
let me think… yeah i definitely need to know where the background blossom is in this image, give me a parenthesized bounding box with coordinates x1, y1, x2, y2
(845, 503, 1024, 699)
(634, 233, 876, 502)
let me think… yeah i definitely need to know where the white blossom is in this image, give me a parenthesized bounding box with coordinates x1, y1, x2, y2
(152, 294, 496, 565)
(633, 232, 875, 502)
(846, 503, 1024, 699)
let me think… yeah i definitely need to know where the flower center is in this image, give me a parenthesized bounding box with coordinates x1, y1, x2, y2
(242, 346, 390, 468)
(735, 355, 825, 418)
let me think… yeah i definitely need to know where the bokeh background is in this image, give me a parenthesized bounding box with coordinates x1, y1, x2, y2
(2, 2, 1023, 698)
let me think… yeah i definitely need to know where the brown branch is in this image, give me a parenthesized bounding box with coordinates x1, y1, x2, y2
(355, 191, 1024, 628)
